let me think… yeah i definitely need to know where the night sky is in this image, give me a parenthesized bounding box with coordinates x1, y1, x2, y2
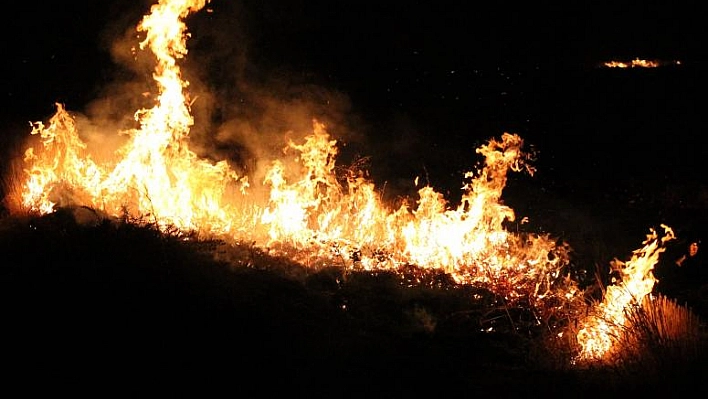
(1, 0, 706, 215)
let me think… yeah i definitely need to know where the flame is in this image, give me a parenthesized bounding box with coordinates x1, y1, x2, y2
(10, 0, 681, 367)
(22, 0, 249, 234)
(601, 58, 681, 68)
(575, 225, 675, 362)
(14, 0, 580, 312)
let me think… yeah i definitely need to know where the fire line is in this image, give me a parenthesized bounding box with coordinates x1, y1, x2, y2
(8, 0, 680, 364)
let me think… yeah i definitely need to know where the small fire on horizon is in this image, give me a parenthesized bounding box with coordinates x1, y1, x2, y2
(6, 0, 681, 366)
(601, 58, 681, 68)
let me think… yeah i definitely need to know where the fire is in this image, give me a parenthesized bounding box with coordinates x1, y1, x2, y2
(16, 0, 577, 306)
(575, 225, 675, 362)
(601, 58, 681, 68)
(22, 0, 249, 235)
(8, 0, 682, 367)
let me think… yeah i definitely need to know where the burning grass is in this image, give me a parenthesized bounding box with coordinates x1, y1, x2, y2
(2, 0, 708, 393)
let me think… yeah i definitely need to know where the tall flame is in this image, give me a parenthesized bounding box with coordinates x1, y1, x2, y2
(22, 0, 248, 234)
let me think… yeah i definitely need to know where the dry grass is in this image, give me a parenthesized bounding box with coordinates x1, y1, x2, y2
(614, 294, 707, 374)
(556, 293, 708, 392)
(1, 157, 29, 217)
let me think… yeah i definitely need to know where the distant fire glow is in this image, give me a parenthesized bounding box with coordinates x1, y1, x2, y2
(602, 58, 681, 68)
(9, 0, 678, 364)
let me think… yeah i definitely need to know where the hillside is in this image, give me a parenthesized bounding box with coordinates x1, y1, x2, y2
(1, 206, 707, 396)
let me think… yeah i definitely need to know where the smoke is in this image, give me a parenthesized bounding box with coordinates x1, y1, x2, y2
(181, 2, 371, 185)
(71, 0, 375, 198)
(5, 0, 438, 210)
(76, 0, 163, 164)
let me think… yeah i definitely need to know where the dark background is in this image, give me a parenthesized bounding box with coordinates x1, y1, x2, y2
(1, 0, 706, 251)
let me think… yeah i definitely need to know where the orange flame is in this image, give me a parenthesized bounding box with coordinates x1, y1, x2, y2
(601, 58, 680, 68)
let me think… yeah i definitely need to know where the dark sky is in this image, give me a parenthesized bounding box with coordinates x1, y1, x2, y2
(1, 0, 706, 196)
(2, 1, 702, 112)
